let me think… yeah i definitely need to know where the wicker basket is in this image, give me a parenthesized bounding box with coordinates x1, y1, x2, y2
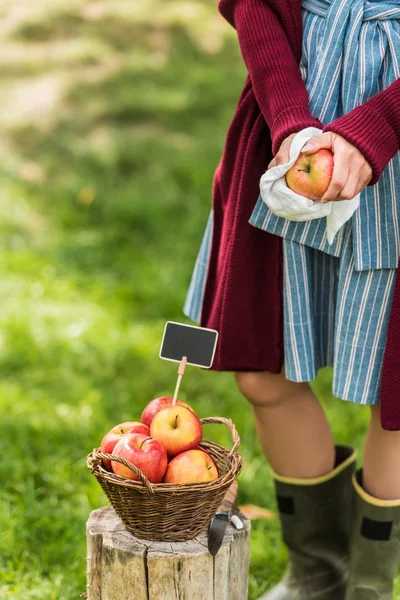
(87, 416, 242, 541)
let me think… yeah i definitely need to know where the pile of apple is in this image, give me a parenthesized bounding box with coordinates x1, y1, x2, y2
(99, 397, 219, 485)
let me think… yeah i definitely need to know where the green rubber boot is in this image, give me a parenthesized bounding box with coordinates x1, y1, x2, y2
(345, 470, 400, 600)
(258, 446, 357, 600)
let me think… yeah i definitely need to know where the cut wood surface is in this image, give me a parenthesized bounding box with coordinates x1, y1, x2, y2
(86, 506, 251, 600)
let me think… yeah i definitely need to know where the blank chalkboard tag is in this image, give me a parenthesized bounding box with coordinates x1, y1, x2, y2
(160, 321, 218, 369)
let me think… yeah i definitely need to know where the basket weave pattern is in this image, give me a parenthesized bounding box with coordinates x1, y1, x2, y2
(87, 417, 242, 541)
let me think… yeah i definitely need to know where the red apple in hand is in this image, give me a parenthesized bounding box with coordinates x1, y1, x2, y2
(285, 149, 334, 201)
(150, 406, 202, 457)
(100, 421, 150, 469)
(164, 449, 219, 484)
(141, 396, 194, 428)
(111, 433, 168, 483)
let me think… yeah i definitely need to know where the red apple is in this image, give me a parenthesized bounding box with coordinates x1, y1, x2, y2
(141, 396, 194, 428)
(164, 449, 219, 484)
(150, 406, 203, 457)
(100, 421, 150, 469)
(285, 149, 334, 201)
(111, 432, 168, 483)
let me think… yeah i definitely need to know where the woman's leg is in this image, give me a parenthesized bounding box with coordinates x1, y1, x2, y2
(363, 404, 400, 499)
(235, 369, 335, 478)
(345, 405, 400, 600)
(239, 370, 355, 600)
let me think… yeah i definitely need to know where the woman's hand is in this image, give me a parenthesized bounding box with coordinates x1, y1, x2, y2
(268, 133, 297, 169)
(302, 132, 372, 202)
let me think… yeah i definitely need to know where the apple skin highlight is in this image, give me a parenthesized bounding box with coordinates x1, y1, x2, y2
(140, 396, 194, 428)
(111, 432, 168, 483)
(150, 406, 203, 458)
(285, 148, 334, 201)
(164, 449, 219, 484)
(100, 421, 150, 469)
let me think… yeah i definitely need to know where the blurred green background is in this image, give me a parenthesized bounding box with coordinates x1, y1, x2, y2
(0, 1, 385, 598)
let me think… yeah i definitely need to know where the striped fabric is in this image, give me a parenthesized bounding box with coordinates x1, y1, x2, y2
(249, 0, 400, 271)
(183, 0, 400, 404)
(183, 211, 213, 324)
(283, 225, 396, 404)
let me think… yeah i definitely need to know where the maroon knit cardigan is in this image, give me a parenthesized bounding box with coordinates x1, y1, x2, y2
(199, 0, 400, 430)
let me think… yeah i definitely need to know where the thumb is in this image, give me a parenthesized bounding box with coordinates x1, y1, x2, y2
(302, 132, 334, 154)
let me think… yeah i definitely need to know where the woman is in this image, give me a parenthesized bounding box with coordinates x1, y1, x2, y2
(184, 0, 400, 598)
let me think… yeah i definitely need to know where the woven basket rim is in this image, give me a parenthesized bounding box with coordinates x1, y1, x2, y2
(88, 415, 242, 493)
(88, 439, 242, 493)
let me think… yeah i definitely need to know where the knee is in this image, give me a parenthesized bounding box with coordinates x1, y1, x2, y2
(235, 371, 291, 409)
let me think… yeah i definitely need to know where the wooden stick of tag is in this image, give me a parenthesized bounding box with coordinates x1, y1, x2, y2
(172, 356, 187, 406)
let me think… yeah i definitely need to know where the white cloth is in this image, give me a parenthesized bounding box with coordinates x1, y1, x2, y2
(259, 127, 360, 244)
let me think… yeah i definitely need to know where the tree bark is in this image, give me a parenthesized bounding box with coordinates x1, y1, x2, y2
(86, 506, 251, 600)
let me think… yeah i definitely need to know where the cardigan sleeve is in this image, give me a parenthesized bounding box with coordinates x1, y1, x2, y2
(219, 0, 322, 153)
(323, 78, 400, 185)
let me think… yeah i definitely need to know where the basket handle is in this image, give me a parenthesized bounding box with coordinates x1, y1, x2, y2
(93, 451, 155, 494)
(200, 417, 240, 456)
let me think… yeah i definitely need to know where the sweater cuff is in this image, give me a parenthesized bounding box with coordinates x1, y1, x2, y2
(323, 105, 399, 185)
(271, 106, 323, 154)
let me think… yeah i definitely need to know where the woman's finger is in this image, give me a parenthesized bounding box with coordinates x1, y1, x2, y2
(302, 132, 336, 155)
(336, 179, 359, 201)
(354, 169, 372, 196)
(268, 150, 288, 169)
(268, 132, 299, 170)
(360, 162, 373, 187)
(321, 156, 350, 202)
(336, 160, 373, 200)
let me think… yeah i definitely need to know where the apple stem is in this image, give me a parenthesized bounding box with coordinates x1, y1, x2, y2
(140, 436, 152, 449)
(172, 356, 187, 406)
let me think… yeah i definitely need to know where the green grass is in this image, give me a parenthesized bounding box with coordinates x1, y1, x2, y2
(0, 1, 397, 598)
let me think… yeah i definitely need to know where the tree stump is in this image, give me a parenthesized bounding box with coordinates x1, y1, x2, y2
(86, 506, 251, 600)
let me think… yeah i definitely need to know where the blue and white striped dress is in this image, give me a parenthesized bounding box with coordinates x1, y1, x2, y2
(184, 0, 400, 405)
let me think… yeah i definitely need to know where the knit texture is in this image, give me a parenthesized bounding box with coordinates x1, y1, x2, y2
(324, 79, 400, 185)
(198, 0, 400, 429)
(380, 271, 400, 430)
(221, 0, 322, 150)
